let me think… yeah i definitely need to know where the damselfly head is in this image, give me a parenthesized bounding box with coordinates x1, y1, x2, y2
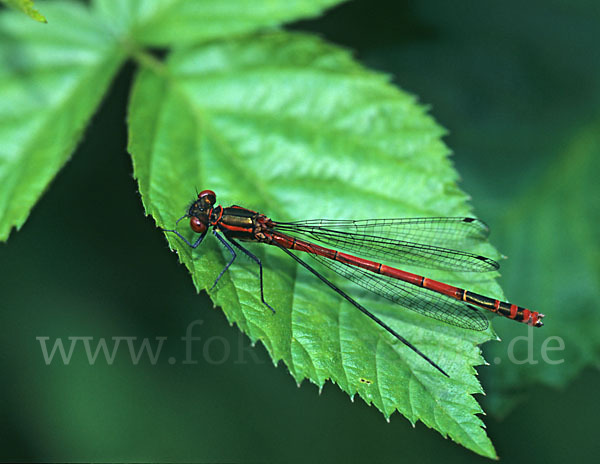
(186, 190, 216, 233)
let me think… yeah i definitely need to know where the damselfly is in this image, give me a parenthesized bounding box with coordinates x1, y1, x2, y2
(163, 190, 544, 376)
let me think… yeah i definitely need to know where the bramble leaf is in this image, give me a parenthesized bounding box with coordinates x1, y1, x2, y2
(0, 2, 125, 240)
(128, 31, 502, 458)
(93, 0, 346, 46)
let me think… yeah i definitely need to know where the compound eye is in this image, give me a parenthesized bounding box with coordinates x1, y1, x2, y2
(190, 216, 207, 234)
(198, 189, 216, 207)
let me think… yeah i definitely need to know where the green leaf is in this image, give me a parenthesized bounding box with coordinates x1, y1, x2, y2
(2, 0, 47, 23)
(93, 0, 346, 46)
(482, 124, 600, 415)
(128, 31, 502, 458)
(0, 1, 125, 240)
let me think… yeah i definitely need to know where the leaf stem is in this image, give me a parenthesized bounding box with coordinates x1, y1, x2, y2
(125, 42, 168, 77)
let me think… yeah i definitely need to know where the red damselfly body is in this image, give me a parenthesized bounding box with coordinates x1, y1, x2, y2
(163, 190, 545, 377)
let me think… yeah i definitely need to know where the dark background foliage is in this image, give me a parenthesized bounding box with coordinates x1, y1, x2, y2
(1, 0, 598, 461)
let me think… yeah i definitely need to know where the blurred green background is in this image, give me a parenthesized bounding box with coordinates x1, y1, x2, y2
(1, 0, 599, 461)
